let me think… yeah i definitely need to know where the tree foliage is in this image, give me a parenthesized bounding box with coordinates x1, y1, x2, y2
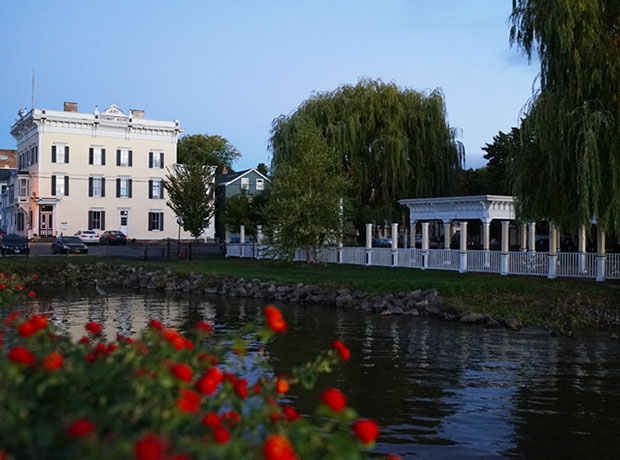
(270, 78, 463, 227)
(177, 134, 241, 174)
(510, 0, 620, 231)
(264, 120, 348, 261)
(224, 189, 269, 236)
(257, 162, 269, 176)
(163, 164, 215, 239)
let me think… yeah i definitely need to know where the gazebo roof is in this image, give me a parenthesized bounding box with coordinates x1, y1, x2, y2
(398, 195, 516, 223)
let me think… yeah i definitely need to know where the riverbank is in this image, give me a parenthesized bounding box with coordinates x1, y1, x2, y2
(2, 256, 619, 332)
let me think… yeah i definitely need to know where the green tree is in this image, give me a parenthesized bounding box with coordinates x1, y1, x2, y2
(270, 78, 463, 230)
(510, 0, 620, 232)
(257, 162, 269, 176)
(163, 164, 215, 239)
(480, 127, 520, 195)
(224, 189, 270, 236)
(264, 119, 348, 262)
(177, 134, 241, 174)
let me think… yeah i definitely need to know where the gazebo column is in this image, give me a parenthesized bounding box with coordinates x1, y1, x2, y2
(547, 223, 558, 279)
(596, 228, 606, 282)
(410, 222, 416, 248)
(240, 225, 245, 244)
(421, 222, 429, 270)
(459, 221, 468, 273)
(528, 222, 536, 253)
(578, 225, 587, 273)
(519, 224, 527, 252)
(500, 221, 510, 275)
(482, 220, 491, 267)
(365, 223, 373, 266)
(391, 223, 398, 267)
(443, 220, 451, 250)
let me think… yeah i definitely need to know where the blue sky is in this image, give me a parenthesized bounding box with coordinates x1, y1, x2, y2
(0, 1, 538, 170)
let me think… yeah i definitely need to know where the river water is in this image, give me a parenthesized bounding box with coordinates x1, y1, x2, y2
(4, 290, 620, 460)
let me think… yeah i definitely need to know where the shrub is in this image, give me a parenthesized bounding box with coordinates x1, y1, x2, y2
(0, 299, 395, 460)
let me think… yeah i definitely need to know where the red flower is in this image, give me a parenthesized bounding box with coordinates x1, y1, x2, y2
(196, 367, 223, 395)
(222, 410, 240, 427)
(7, 346, 35, 365)
(263, 434, 298, 460)
(134, 433, 167, 460)
(67, 419, 95, 437)
(213, 425, 231, 444)
(32, 273, 38, 281)
(223, 372, 237, 386)
(321, 388, 347, 412)
(3, 311, 20, 326)
(265, 306, 287, 333)
(202, 412, 221, 427)
(28, 290, 36, 297)
(195, 321, 213, 332)
(171, 363, 193, 382)
(170, 456, 191, 460)
(284, 405, 301, 422)
(43, 351, 64, 370)
(332, 340, 350, 361)
(234, 378, 248, 399)
(85, 322, 102, 334)
(275, 379, 289, 394)
(253, 383, 262, 394)
(385, 455, 404, 460)
(107, 343, 118, 353)
(177, 389, 201, 413)
(79, 336, 91, 344)
(352, 419, 379, 444)
(18, 321, 38, 337)
(149, 319, 164, 330)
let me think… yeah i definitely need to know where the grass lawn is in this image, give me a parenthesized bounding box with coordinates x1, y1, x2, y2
(2, 255, 619, 329)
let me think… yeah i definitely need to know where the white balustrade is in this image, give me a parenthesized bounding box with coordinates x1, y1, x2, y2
(467, 250, 500, 272)
(508, 252, 549, 276)
(371, 248, 393, 267)
(606, 253, 620, 279)
(341, 247, 366, 265)
(427, 249, 460, 271)
(556, 252, 597, 278)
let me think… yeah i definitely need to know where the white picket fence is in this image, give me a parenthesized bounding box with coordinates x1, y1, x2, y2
(226, 244, 618, 280)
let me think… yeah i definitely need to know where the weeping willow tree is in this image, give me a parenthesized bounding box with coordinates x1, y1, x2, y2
(510, 0, 620, 233)
(270, 78, 463, 228)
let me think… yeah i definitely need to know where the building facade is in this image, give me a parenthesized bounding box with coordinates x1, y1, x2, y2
(3, 103, 215, 240)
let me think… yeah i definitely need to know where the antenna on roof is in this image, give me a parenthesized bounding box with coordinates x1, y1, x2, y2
(31, 69, 35, 110)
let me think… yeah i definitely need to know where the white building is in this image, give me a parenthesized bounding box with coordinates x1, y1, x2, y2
(3, 103, 215, 241)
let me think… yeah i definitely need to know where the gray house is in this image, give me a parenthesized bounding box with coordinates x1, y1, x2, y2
(215, 168, 270, 241)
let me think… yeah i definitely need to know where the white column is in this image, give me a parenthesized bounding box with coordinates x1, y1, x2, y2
(225, 229, 231, 244)
(528, 222, 536, 253)
(596, 228, 606, 282)
(443, 221, 451, 250)
(410, 222, 416, 248)
(548, 222, 558, 279)
(519, 223, 527, 252)
(421, 222, 429, 270)
(500, 221, 510, 275)
(482, 220, 491, 268)
(365, 223, 373, 266)
(459, 221, 468, 273)
(578, 225, 586, 273)
(240, 225, 245, 244)
(391, 223, 398, 266)
(403, 227, 408, 249)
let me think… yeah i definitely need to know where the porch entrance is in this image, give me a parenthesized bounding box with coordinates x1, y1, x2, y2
(39, 205, 53, 236)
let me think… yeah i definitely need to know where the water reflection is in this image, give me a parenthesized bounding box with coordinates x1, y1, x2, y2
(3, 290, 620, 460)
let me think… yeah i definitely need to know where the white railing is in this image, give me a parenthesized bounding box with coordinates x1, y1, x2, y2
(557, 252, 597, 278)
(427, 249, 459, 271)
(398, 248, 423, 268)
(226, 244, 618, 280)
(606, 253, 620, 279)
(467, 250, 501, 273)
(341, 247, 366, 265)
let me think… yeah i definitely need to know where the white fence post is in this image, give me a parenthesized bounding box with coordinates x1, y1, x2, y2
(500, 221, 510, 275)
(365, 223, 373, 266)
(459, 221, 468, 273)
(421, 222, 429, 270)
(548, 222, 557, 279)
(596, 228, 606, 282)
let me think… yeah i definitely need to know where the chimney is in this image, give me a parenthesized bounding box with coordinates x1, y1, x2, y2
(222, 167, 228, 175)
(130, 109, 145, 119)
(64, 102, 78, 112)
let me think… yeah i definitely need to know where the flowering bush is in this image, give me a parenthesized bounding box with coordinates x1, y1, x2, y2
(0, 299, 397, 460)
(0, 272, 36, 309)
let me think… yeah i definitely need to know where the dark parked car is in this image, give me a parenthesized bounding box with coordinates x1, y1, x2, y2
(372, 238, 391, 248)
(52, 236, 88, 254)
(100, 230, 127, 245)
(1, 234, 29, 255)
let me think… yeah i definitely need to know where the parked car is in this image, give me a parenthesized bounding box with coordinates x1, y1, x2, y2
(75, 230, 100, 244)
(1, 234, 29, 255)
(52, 236, 88, 254)
(100, 230, 127, 245)
(372, 238, 391, 248)
(0, 228, 6, 237)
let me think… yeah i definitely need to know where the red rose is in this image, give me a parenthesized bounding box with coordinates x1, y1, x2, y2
(264, 306, 287, 333)
(79, 336, 91, 344)
(263, 434, 298, 460)
(4, 311, 20, 326)
(28, 290, 36, 297)
(43, 351, 64, 371)
(195, 321, 213, 332)
(134, 433, 166, 460)
(332, 339, 350, 361)
(234, 378, 248, 399)
(18, 321, 38, 337)
(85, 322, 102, 334)
(177, 389, 201, 413)
(222, 410, 240, 427)
(352, 419, 379, 444)
(171, 363, 193, 382)
(149, 319, 164, 330)
(202, 412, 221, 427)
(169, 456, 191, 460)
(213, 425, 231, 444)
(196, 367, 223, 395)
(275, 379, 289, 394)
(67, 419, 95, 437)
(284, 405, 301, 422)
(321, 388, 347, 412)
(7, 346, 35, 365)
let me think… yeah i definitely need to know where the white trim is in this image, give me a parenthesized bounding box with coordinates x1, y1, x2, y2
(222, 168, 270, 187)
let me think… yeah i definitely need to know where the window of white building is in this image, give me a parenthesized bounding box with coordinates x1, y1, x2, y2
(241, 177, 249, 190)
(256, 178, 264, 191)
(148, 211, 164, 231)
